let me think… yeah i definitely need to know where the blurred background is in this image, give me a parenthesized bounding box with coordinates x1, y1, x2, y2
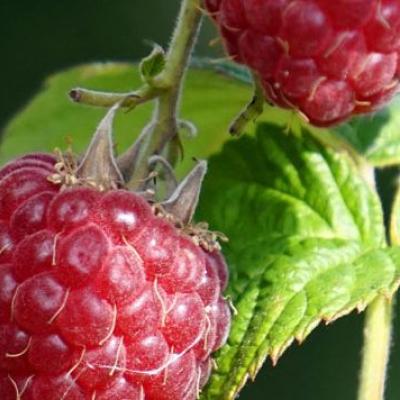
(1, 1, 400, 399)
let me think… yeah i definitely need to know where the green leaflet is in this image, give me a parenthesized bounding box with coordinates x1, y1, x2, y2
(0, 62, 261, 176)
(334, 96, 400, 167)
(197, 124, 400, 400)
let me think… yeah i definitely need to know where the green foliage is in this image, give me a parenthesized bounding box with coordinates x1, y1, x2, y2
(334, 97, 400, 167)
(0, 62, 255, 176)
(139, 45, 166, 83)
(197, 124, 400, 400)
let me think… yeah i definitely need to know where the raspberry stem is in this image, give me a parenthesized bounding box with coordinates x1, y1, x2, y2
(357, 296, 392, 400)
(70, 0, 203, 190)
(69, 86, 158, 109)
(357, 165, 393, 400)
(126, 0, 203, 189)
(229, 74, 265, 136)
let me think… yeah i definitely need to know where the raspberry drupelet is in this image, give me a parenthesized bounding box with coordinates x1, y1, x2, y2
(0, 152, 231, 400)
(205, 0, 400, 126)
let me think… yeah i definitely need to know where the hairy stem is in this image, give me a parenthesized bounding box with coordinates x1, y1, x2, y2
(357, 296, 392, 400)
(229, 74, 264, 136)
(357, 165, 393, 400)
(69, 86, 158, 108)
(153, 0, 202, 90)
(69, 0, 202, 189)
(126, 0, 202, 188)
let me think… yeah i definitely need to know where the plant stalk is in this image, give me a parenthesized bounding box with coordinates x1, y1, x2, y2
(357, 165, 393, 400)
(127, 0, 202, 188)
(69, 86, 158, 108)
(357, 296, 393, 400)
(229, 73, 264, 136)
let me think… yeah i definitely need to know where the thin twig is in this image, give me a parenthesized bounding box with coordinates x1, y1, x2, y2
(357, 165, 393, 400)
(126, 0, 203, 189)
(229, 73, 265, 136)
(69, 85, 158, 109)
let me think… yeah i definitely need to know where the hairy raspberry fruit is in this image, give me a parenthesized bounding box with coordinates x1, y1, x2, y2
(0, 153, 231, 400)
(206, 0, 400, 126)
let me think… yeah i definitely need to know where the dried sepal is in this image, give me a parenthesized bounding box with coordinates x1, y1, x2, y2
(161, 160, 207, 225)
(148, 155, 178, 198)
(76, 102, 124, 190)
(117, 122, 155, 185)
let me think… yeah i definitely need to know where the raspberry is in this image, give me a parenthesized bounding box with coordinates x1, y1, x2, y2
(0, 153, 231, 399)
(206, 0, 400, 126)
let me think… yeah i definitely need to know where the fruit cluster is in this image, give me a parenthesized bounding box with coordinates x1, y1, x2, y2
(0, 154, 230, 400)
(205, 0, 400, 126)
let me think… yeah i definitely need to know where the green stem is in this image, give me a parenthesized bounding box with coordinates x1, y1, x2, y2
(127, 0, 202, 188)
(153, 0, 202, 90)
(70, 0, 202, 189)
(229, 73, 264, 136)
(357, 296, 393, 400)
(357, 165, 393, 400)
(69, 85, 158, 108)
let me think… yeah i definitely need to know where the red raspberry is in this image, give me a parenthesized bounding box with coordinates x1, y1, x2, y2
(0, 154, 231, 400)
(205, 0, 400, 126)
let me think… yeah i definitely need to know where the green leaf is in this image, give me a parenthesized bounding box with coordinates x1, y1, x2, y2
(192, 58, 252, 85)
(1, 62, 280, 177)
(197, 124, 400, 400)
(139, 45, 166, 83)
(332, 96, 400, 167)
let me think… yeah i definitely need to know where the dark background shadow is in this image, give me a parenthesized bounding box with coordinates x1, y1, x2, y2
(1, 1, 400, 399)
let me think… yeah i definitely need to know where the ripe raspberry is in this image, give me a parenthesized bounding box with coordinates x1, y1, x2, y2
(0, 153, 231, 400)
(205, 0, 400, 126)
